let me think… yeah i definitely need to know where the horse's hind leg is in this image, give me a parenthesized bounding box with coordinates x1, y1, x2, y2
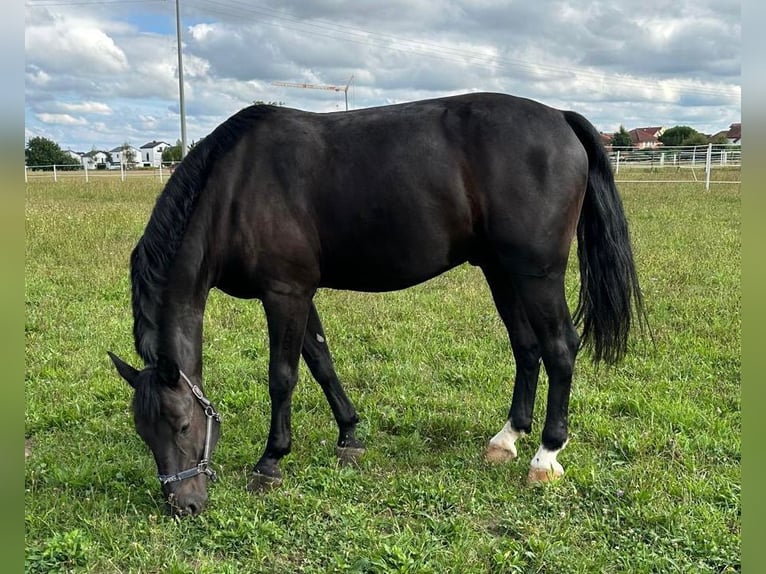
(301, 302, 365, 463)
(482, 265, 542, 465)
(249, 290, 311, 492)
(511, 272, 580, 483)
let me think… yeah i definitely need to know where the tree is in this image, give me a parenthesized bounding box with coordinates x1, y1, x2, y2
(682, 132, 710, 146)
(162, 138, 204, 162)
(162, 140, 183, 163)
(120, 142, 137, 167)
(660, 126, 701, 147)
(611, 125, 632, 148)
(25, 136, 80, 170)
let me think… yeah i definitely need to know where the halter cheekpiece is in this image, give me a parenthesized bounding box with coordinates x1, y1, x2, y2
(157, 370, 221, 486)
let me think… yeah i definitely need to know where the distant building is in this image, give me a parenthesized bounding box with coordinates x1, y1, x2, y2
(710, 123, 741, 146)
(109, 145, 141, 168)
(629, 127, 664, 149)
(64, 150, 84, 165)
(82, 150, 109, 169)
(139, 140, 171, 167)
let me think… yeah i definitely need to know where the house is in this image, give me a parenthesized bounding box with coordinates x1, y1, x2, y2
(139, 140, 171, 167)
(629, 126, 664, 149)
(81, 150, 109, 169)
(109, 145, 141, 168)
(711, 123, 741, 146)
(599, 132, 613, 150)
(64, 150, 84, 166)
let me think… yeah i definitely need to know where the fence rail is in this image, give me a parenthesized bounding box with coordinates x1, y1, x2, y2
(610, 144, 741, 188)
(25, 144, 741, 189)
(24, 162, 176, 184)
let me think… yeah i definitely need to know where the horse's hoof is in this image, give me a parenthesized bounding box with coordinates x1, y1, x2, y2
(485, 444, 517, 464)
(336, 445, 366, 466)
(527, 467, 564, 485)
(247, 472, 283, 493)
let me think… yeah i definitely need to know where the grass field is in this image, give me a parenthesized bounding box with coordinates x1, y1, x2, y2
(25, 172, 740, 573)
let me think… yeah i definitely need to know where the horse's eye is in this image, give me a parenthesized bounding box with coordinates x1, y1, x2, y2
(180, 423, 190, 435)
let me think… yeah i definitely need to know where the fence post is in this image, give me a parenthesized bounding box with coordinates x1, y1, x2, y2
(159, 162, 163, 183)
(84, 162, 88, 183)
(705, 143, 712, 191)
(53, 164, 57, 182)
(615, 150, 620, 174)
(24, 165, 27, 183)
(121, 162, 125, 182)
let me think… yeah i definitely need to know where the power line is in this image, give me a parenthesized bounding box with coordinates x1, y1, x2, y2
(27, 0, 165, 5)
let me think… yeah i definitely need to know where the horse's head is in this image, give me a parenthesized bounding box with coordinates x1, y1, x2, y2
(108, 352, 221, 517)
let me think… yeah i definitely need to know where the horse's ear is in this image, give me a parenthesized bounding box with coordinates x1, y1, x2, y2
(108, 351, 140, 389)
(155, 354, 180, 387)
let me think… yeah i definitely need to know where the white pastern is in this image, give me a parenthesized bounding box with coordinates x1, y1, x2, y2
(488, 421, 523, 458)
(529, 443, 567, 476)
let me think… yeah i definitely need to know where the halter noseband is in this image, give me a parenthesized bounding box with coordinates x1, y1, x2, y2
(157, 370, 221, 486)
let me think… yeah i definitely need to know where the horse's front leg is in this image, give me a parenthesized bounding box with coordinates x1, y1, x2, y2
(248, 290, 311, 492)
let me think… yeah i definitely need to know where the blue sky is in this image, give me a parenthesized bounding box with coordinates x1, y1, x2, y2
(25, 0, 741, 153)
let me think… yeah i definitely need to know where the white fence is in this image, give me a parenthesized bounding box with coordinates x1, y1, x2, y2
(610, 144, 741, 189)
(25, 162, 177, 184)
(26, 144, 741, 190)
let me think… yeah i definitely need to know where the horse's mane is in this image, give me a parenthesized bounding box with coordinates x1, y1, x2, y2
(130, 104, 277, 364)
(132, 371, 162, 424)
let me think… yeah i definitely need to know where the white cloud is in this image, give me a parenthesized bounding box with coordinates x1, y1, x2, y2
(36, 113, 88, 126)
(59, 101, 112, 115)
(25, 11, 129, 74)
(26, 65, 51, 88)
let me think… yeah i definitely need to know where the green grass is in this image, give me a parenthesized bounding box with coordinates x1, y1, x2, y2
(25, 177, 740, 573)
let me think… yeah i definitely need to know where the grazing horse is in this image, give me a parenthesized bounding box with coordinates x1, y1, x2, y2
(109, 92, 644, 516)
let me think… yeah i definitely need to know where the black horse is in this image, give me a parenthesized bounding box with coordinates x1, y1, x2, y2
(109, 92, 644, 516)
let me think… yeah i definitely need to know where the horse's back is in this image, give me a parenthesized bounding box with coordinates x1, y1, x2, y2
(207, 93, 588, 294)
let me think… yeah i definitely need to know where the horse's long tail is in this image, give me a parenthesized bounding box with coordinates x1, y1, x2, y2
(563, 110, 646, 364)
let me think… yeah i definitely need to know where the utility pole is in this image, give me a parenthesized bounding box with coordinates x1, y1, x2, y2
(175, 0, 188, 158)
(271, 75, 354, 111)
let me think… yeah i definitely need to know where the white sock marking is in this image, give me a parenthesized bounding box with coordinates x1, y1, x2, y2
(488, 421, 523, 457)
(529, 443, 566, 476)
(316, 333, 325, 343)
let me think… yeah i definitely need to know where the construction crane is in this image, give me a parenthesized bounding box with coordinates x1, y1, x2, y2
(271, 75, 354, 111)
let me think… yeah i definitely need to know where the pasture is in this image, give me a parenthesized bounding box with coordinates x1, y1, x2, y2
(25, 172, 740, 572)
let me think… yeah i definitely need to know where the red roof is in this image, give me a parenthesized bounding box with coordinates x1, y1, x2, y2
(629, 128, 660, 144)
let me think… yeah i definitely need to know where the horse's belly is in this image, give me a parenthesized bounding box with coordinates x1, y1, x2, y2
(318, 240, 472, 292)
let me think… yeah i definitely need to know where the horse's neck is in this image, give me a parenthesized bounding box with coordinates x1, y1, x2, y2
(163, 300, 205, 375)
(135, 288, 206, 376)
(133, 203, 211, 374)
